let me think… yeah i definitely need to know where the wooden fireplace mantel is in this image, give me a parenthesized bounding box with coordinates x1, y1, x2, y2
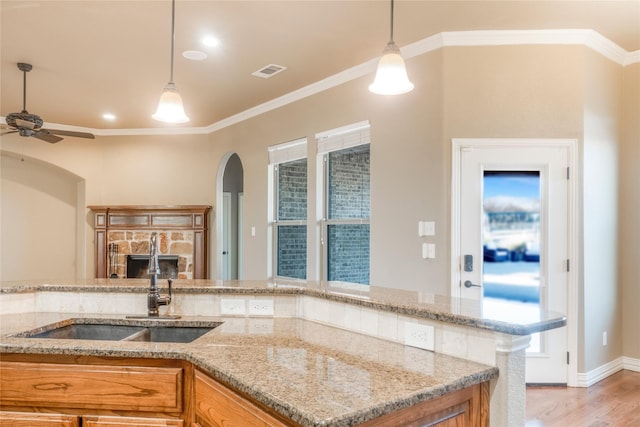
(88, 205, 212, 279)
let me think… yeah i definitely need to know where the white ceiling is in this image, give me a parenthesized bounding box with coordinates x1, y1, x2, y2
(1, 1, 639, 132)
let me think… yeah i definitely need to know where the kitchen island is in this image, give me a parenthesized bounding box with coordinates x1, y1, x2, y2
(0, 279, 566, 426)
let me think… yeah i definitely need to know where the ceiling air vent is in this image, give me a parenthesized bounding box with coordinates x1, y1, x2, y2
(252, 64, 286, 79)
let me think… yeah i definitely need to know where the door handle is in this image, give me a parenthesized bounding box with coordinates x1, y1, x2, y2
(463, 280, 481, 288)
(222, 251, 228, 255)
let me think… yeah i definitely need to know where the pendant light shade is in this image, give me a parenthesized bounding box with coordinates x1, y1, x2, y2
(369, 0, 414, 95)
(153, 0, 189, 123)
(153, 82, 189, 123)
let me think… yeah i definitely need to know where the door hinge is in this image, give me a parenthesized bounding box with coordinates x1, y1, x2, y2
(566, 167, 571, 180)
(566, 259, 571, 272)
(567, 351, 570, 365)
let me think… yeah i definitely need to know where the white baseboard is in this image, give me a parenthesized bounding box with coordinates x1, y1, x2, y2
(576, 356, 640, 387)
(623, 356, 640, 372)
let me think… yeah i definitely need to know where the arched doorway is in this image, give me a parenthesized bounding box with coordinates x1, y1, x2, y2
(216, 153, 244, 280)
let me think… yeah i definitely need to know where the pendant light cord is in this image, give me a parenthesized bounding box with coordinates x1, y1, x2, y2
(389, 0, 395, 43)
(169, 0, 176, 84)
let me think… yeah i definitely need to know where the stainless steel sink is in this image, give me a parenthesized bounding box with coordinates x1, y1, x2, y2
(121, 326, 215, 343)
(27, 324, 143, 341)
(17, 319, 221, 343)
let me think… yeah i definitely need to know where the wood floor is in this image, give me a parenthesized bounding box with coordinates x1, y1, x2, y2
(525, 370, 640, 427)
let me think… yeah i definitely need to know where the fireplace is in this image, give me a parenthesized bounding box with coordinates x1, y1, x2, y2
(89, 205, 212, 279)
(126, 255, 179, 279)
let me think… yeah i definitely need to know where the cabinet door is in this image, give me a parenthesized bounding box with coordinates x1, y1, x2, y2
(83, 415, 183, 427)
(0, 411, 79, 427)
(194, 370, 289, 427)
(432, 412, 466, 426)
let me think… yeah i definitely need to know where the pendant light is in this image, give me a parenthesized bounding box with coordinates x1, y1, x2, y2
(153, 0, 189, 123)
(369, 0, 414, 95)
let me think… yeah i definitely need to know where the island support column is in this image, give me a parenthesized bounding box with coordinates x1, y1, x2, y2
(491, 334, 531, 427)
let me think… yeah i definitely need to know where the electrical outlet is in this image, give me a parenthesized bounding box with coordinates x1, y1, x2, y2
(602, 331, 608, 346)
(248, 299, 274, 316)
(221, 299, 246, 315)
(404, 322, 435, 351)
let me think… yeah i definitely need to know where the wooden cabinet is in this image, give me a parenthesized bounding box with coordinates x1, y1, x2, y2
(194, 370, 291, 427)
(83, 415, 183, 426)
(1, 355, 488, 427)
(0, 355, 188, 426)
(0, 412, 182, 427)
(0, 361, 183, 412)
(357, 381, 488, 427)
(0, 411, 79, 427)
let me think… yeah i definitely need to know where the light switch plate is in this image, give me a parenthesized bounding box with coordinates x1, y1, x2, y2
(418, 221, 436, 237)
(422, 243, 436, 259)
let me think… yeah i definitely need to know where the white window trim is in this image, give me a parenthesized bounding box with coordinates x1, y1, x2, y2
(268, 138, 307, 165)
(269, 142, 308, 280)
(316, 121, 371, 284)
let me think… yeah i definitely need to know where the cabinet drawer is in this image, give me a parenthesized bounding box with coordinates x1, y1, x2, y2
(0, 411, 79, 427)
(0, 361, 183, 412)
(194, 370, 289, 427)
(83, 415, 184, 426)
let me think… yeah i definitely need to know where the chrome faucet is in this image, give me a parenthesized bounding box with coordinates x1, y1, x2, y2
(147, 232, 173, 317)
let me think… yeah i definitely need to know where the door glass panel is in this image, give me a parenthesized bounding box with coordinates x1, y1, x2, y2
(482, 171, 541, 352)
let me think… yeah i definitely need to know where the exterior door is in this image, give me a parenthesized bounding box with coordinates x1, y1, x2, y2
(452, 139, 576, 384)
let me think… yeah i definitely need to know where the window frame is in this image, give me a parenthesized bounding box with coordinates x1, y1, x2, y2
(316, 122, 371, 284)
(268, 138, 308, 280)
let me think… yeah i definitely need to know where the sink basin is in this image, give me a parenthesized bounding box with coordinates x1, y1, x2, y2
(28, 324, 143, 341)
(122, 326, 215, 343)
(18, 319, 221, 344)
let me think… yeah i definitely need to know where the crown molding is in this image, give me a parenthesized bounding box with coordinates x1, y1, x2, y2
(2, 29, 637, 137)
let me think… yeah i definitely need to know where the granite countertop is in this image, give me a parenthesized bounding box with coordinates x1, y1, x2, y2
(0, 278, 566, 335)
(0, 312, 498, 427)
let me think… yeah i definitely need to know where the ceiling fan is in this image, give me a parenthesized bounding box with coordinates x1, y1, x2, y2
(1, 62, 95, 143)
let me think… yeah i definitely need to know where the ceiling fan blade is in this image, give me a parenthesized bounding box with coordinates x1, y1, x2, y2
(1, 130, 19, 136)
(15, 118, 36, 129)
(32, 132, 63, 144)
(43, 128, 95, 139)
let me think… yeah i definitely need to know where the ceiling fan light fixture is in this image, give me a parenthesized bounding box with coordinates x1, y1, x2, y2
(153, 0, 189, 124)
(152, 82, 189, 123)
(369, 0, 414, 96)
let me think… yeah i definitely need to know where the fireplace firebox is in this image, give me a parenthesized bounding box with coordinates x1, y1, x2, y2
(126, 255, 179, 279)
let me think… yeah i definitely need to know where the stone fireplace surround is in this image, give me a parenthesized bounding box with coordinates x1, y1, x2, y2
(89, 205, 212, 279)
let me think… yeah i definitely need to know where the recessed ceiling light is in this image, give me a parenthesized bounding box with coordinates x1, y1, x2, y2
(102, 113, 116, 121)
(183, 50, 208, 61)
(202, 36, 220, 47)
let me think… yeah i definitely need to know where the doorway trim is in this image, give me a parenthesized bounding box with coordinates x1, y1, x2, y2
(451, 138, 579, 387)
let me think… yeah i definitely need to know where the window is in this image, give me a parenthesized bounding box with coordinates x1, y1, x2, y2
(317, 122, 370, 285)
(269, 139, 307, 279)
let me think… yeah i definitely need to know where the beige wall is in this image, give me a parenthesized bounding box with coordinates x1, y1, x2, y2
(1, 43, 638, 371)
(0, 153, 82, 280)
(621, 63, 640, 360)
(582, 51, 623, 371)
(0, 133, 213, 278)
